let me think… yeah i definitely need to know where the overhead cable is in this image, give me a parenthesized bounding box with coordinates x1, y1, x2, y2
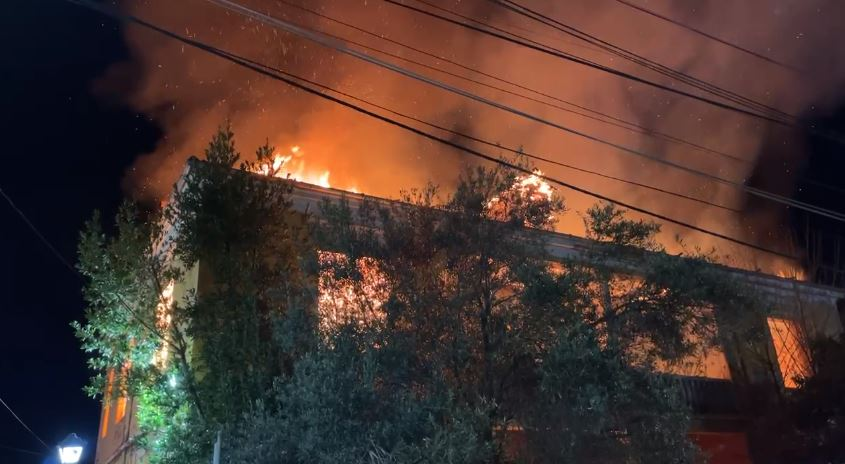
(62, 0, 798, 259)
(610, 0, 799, 71)
(278, 0, 751, 165)
(491, 0, 794, 121)
(0, 394, 50, 451)
(199, 0, 845, 223)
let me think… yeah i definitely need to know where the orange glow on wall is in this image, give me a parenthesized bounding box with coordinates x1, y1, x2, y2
(114, 361, 130, 423)
(115, 396, 127, 423)
(655, 346, 732, 380)
(767, 317, 811, 388)
(689, 432, 753, 464)
(152, 281, 175, 367)
(100, 369, 115, 438)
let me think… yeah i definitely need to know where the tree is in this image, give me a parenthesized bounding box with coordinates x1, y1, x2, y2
(75, 126, 313, 463)
(751, 335, 845, 463)
(76, 127, 761, 463)
(204, 121, 240, 167)
(785, 335, 845, 462)
(304, 164, 760, 463)
(522, 323, 696, 463)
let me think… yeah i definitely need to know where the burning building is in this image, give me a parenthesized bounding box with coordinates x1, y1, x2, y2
(92, 157, 845, 464)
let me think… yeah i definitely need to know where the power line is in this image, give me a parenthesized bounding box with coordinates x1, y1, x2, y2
(610, 0, 799, 71)
(317, 84, 741, 212)
(0, 185, 171, 346)
(62, 0, 796, 259)
(0, 187, 76, 273)
(489, 0, 845, 205)
(491, 0, 794, 122)
(387, 0, 845, 147)
(373, 0, 842, 194)
(213, 42, 740, 213)
(0, 394, 51, 451)
(199, 0, 845, 223)
(483, 12, 614, 58)
(278, 0, 750, 166)
(0, 443, 44, 456)
(385, 0, 794, 125)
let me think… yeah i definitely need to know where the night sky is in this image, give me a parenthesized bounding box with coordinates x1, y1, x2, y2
(0, 1, 159, 462)
(1, 1, 844, 463)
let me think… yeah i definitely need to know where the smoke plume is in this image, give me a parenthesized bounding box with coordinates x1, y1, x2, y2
(97, 0, 845, 269)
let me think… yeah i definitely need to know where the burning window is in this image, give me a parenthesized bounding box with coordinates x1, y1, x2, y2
(767, 317, 811, 388)
(318, 251, 388, 332)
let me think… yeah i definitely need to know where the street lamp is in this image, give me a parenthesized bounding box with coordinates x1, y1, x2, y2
(57, 433, 85, 464)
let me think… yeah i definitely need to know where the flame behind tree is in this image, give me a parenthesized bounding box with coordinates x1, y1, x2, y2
(487, 170, 560, 228)
(251, 143, 332, 188)
(297, 160, 763, 463)
(76, 128, 764, 463)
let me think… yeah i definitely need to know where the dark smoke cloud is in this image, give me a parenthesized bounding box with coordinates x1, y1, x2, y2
(97, 0, 845, 270)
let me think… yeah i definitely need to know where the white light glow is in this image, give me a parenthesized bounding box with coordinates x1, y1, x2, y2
(58, 446, 83, 464)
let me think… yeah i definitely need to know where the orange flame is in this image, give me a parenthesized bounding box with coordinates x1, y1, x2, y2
(250, 145, 357, 190)
(487, 170, 556, 225)
(317, 251, 388, 332)
(776, 267, 807, 281)
(514, 170, 554, 203)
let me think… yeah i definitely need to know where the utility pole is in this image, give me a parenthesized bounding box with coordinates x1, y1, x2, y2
(212, 430, 221, 464)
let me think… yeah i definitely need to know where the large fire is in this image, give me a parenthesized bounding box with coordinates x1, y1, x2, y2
(512, 170, 555, 203)
(250, 145, 357, 192)
(487, 170, 556, 225)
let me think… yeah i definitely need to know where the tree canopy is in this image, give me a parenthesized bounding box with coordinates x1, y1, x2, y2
(76, 126, 765, 464)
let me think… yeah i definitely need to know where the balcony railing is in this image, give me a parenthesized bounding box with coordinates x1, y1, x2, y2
(674, 376, 739, 416)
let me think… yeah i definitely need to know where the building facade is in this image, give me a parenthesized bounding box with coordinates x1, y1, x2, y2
(95, 160, 845, 464)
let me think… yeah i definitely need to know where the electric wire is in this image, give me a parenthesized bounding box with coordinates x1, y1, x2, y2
(61, 0, 798, 259)
(200, 0, 845, 223)
(0, 185, 169, 345)
(387, 0, 845, 147)
(0, 394, 50, 451)
(610, 0, 799, 71)
(295, 75, 742, 212)
(194, 41, 740, 212)
(491, 0, 795, 121)
(0, 187, 76, 274)
(278, 0, 750, 165)
(0, 443, 44, 457)
(385, 0, 795, 125)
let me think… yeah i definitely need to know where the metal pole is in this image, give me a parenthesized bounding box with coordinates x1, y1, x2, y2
(212, 430, 221, 464)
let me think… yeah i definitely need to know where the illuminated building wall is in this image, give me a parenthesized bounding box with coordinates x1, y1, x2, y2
(92, 161, 845, 464)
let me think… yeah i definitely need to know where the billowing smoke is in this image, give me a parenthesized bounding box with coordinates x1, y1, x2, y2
(96, 0, 845, 270)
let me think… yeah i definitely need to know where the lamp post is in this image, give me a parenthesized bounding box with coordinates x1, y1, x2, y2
(57, 433, 85, 464)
